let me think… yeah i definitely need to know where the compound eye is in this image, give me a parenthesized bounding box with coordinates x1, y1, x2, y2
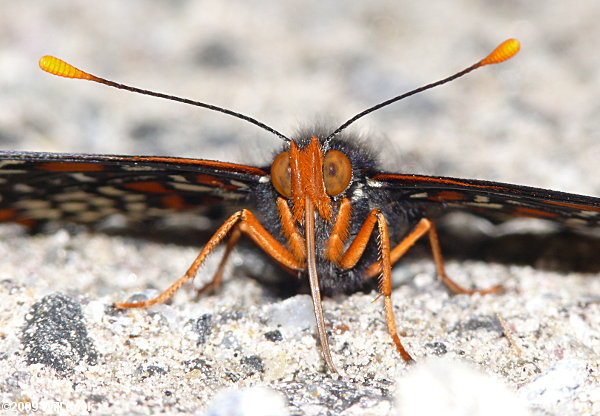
(323, 150, 352, 196)
(271, 152, 292, 197)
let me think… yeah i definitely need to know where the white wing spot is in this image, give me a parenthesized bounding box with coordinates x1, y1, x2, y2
(74, 211, 104, 223)
(98, 186, 127, 196)
(465, 202, 503, 209)
(230, 180, 249, 189)
(171, 182, 214, 193)
(168, 175, 188, 183)
(578, 210, 599, 218)
(0, 160, 26, 168)
(565, 218, 588, 226)
(121, 165, 157, 171)
(54, 191, 95, 201)
(25, 209, 61, 220)
(69, 173, 97, 183)
(366, 178, 383, 188)
(98, 207, 119, 216)
(0, 169, 27, 174)
(89, 196, 114, 207)
(60, 202, 89, 212)
(221, 192, 245, 200)
(123, 193, 146, 202)
(126, 202, 147, 212)
(14, 184, 34, 193)
(13, 199, 51, 209)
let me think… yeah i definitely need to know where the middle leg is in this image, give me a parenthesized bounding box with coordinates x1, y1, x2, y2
(365, 217, 501, 295)
(334, 209, 414, 362)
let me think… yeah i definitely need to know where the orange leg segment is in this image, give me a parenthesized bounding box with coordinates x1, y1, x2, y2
(195, 227, 242, 296)
(277, 197, 306, 261)
(325, 198, 352, 263)
(334, 215, 502, 362)
(114, 209, 304, 309)
(365, 218, 502, 295)
(333, 209, 414, 361)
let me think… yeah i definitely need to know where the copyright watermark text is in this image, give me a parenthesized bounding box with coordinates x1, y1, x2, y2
(2, 399, 93, 413)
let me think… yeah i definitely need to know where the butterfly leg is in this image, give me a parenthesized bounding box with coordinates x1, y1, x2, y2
(334, 209, 414, 362)
(198, 199, 307, 296)
(195, 227, 242, 296)
(424, 218, 502, 295)
(365, 218, 502, 295)
(114, 209, 303, 309)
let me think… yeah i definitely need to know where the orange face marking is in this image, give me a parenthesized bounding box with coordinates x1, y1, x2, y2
(37, 162, 104, 172)
(289, 137, 332, 223)
(123, 181, 172, 194)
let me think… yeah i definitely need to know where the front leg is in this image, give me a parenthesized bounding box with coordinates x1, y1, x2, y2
(115, 209, 304, 309)
(332, 208, 414, 362)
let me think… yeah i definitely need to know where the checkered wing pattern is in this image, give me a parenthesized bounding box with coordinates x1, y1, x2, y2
(371, 173, 600, 227)
(0, 151, 267, 228)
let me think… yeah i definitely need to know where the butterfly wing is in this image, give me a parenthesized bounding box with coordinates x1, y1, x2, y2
(0, 151, 267, 227)
(370, 173, 600, 227)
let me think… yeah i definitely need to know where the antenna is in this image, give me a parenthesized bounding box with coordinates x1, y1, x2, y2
(38, 56, 291, 143)
(325, 38, 521, 144)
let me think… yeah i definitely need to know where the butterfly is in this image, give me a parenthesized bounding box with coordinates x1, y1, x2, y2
(1, 39, 598, 373)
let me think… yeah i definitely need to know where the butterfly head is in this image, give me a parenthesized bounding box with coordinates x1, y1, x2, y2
(270, 136, 353, 223)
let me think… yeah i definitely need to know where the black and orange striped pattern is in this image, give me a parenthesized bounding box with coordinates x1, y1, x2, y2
(1, 147, 599, 229)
